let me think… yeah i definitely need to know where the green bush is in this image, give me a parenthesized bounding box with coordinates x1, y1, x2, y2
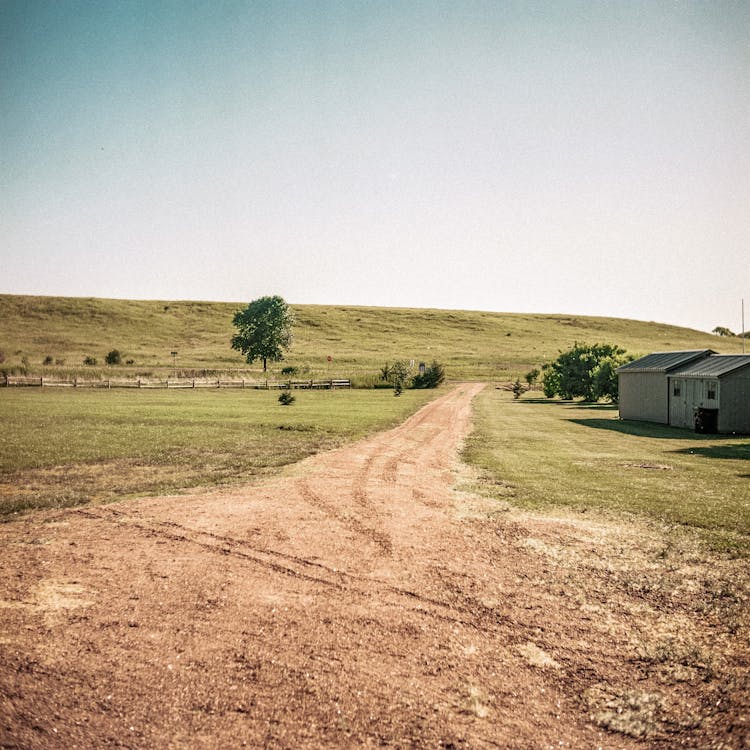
(83, 356, 97, 366)
(541, 342, 632, 402)
(105, 350, 122, 366)
(389, 361, 409, 396)
(411, 361, 446, 389)
(281, 365, 298, 376)
(512, 379, 527, 399)
(524, 368, 540, 387)
(43, 355, 54, 366)
(278, 390, 295, 406)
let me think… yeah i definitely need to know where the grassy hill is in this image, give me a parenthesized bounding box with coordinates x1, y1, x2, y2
(0, 294, 742, 381)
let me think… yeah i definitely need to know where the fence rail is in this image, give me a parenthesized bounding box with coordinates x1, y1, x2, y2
(1, 376, 351, 391)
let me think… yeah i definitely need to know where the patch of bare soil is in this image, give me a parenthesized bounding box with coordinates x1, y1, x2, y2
(1, 384, 748, 749)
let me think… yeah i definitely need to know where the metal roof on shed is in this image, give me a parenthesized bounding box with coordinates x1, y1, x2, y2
(616, 350, 714, 374)
(668, 354, 750, 378)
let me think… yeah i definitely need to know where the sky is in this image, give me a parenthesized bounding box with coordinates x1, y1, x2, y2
(1, 0, 748, 333)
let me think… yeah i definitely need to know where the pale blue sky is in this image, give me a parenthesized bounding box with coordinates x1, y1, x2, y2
(2, 1, 748, 332)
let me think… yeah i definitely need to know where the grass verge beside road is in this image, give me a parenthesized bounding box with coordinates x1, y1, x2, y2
(0, 387, 437, 517)
(463, 389, 750, 555)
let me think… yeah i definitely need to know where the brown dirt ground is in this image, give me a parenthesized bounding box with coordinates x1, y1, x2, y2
(1, 384, 748, 749)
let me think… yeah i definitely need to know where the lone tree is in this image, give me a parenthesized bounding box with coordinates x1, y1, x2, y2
(231, 295, 294, 372)
(712, 326, 735, 337)
(541, 342, 632, 403)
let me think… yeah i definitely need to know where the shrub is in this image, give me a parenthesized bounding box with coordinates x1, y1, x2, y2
(390, 361, 409, 396)
(524, 368, 540, 387)
(541, 342, 632, 402)
(411, 361, 446, 389)
(43, 355, 54, 366)
(278, 390, 295, 406)
(105, 350, 122, 366)
(512, 379, 527, 399)
(125, 359, 135, 365)
(83, 356, 97, 366)
(281, 366, 298, 376)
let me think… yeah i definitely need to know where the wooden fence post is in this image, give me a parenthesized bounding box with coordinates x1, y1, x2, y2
(137, 379, 141, 388)
(40, 377, 44, 387)
(192, 379, 195, 389)
(74, 377, 77, 388)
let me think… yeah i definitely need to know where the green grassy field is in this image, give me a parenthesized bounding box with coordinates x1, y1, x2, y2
(463, 389, 750, 554)
(0, 387, 436, 517)
(1, 294, 741, 381)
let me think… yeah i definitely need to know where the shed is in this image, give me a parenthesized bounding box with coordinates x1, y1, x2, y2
(668, 355, 750, 434)
(617, 350, 714, 424)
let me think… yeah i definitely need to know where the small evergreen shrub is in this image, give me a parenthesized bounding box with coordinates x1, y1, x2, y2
(411, 361, 446, 389)
(105, 350, 122, 366)
(278, 390, 295, 406)
(281, 366, 298, 376)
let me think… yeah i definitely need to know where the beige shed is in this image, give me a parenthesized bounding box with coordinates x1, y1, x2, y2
(617, 350, 714, 424)
(668, 355, 750, 434)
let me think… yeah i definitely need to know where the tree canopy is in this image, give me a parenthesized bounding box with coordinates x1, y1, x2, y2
(231, 296, 294, 371)
(712, 326, 735, 337)
(542, 342, 632, 403)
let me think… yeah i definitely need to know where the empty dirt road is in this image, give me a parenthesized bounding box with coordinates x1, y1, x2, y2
(1, 384, 748, 749)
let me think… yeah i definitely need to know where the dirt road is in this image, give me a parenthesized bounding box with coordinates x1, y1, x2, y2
(1, 384, 747, 749)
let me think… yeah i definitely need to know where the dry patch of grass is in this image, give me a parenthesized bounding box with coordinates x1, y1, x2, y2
(463, 389, 750, 555)
(2, 293, 741, 380)
(455, 455, 750, 746)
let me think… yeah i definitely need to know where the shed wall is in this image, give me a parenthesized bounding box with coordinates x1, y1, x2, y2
(668, 378, 719, 429)
(718, 372, 750, 433)
(618, 372, 668, 423)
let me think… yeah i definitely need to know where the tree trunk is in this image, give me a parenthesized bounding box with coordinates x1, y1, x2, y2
(263, 357, 267, 372)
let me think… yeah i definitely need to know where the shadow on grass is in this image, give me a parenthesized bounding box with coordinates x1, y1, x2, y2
(520, 398, 617, 411)
(568, 418, 741, 441)
(672, 444, 750, 461)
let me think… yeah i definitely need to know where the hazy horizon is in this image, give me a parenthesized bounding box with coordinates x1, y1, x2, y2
(2, 1, 748, 334)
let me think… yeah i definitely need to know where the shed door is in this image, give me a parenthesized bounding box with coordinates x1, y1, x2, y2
(669, 378, 689, 428)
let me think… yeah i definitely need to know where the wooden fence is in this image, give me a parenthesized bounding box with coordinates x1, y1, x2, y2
(1, 376, 351, 391)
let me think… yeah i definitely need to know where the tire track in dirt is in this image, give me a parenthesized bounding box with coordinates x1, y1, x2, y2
(296, 478, 393, 556)
(73, 502, 506, 633)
